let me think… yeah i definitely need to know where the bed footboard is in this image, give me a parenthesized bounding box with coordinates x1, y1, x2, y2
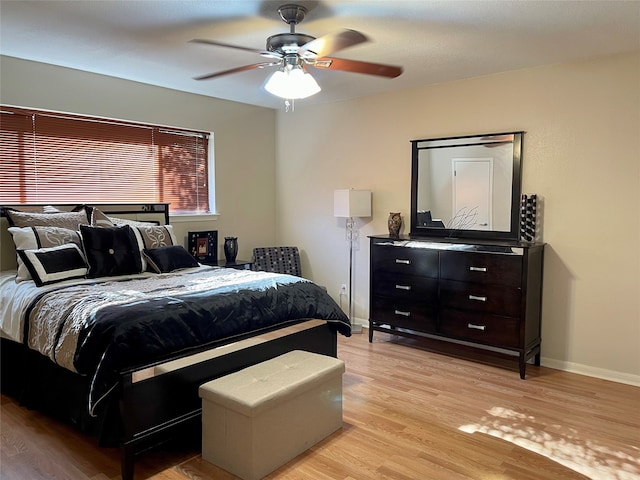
(119, 320, 338, 480)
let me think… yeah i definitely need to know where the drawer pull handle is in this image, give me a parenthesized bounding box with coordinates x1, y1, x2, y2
(395, 285, 412, 291)
(469, 294, 487, 302)
(394, 310, 411, 317)
(468, 323, 486, 331)
(469, 266, 487, 272)
(395, 259, 411, 265)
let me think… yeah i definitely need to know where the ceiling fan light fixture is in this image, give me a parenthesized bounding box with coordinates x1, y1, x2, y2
(192, 2, 403, 103)
(264, 65, 321, 99)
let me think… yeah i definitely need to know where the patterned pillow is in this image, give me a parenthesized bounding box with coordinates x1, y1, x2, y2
(42, 205, 63, 213)
(135, 225, 177, 249)
(9, 226, 83, 282)
(90, 208, 154, 228)
(80, 225, 144, 278)
(110, 217, 154, 227)
(90, 208, 116, 227)
(17, 244, 88, 287)
(5, 208, 90, 230)
(143, 245, 199, 273)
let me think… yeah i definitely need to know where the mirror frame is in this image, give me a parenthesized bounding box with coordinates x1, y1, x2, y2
(410, 131, 523, 241)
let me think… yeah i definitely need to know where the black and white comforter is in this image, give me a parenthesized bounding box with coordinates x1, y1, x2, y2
(11, 266, 350, 413)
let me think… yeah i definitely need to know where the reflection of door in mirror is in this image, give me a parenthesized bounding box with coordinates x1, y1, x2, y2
(452, 158, 493, 230)
(415, 138, 515, 233)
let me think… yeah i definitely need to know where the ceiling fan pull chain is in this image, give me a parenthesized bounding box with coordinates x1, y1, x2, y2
(285, 99, 295, 112)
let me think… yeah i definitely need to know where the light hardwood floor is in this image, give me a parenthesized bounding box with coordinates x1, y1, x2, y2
(1, 330, 639, 480)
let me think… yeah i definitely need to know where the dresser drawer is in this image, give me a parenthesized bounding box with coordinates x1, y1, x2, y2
(371, 297, 437, 333)
(372, 245, 438, 277)
(371, 273, 438, 302)
(440, 279, 521, 317)
(439, 308, 520, 348)
(440, 251, 522, 286)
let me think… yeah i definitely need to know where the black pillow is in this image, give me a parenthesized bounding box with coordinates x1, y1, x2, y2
(143, 245, 200, 273)
(80, 225, 143, 278)
(17, 244, 88, 287)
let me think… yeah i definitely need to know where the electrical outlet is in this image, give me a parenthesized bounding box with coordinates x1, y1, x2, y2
(339, 284, 347, 296)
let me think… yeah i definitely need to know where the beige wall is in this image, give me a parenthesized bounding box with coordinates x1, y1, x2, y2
(2, 52, 639, 385)
(0, 56, 277, 261)
(275, 51, 640, 385)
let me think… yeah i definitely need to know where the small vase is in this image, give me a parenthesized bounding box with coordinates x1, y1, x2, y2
(388, 212, 402, 238)
(224, 237, 238, 262)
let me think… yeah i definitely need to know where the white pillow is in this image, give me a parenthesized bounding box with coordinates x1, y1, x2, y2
(9, 226, 83, 282)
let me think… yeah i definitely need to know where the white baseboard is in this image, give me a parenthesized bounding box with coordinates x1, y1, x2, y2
(541, 358, 640, 387)
(355, 319, 640, 387)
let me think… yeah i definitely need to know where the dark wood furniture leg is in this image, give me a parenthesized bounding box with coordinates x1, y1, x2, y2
(519, 353, 527, 379)
(121, 445, 135, 480)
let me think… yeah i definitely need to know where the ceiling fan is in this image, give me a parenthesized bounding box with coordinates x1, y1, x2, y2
(190, 3, 403, 100)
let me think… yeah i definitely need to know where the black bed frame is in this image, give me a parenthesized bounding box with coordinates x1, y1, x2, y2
(0, 203, 341, 480)
(119, 321, 337, 480)
(2, 322, 338, 480)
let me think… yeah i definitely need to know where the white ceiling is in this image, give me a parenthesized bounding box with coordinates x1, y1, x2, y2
(1, 0, 639, 110)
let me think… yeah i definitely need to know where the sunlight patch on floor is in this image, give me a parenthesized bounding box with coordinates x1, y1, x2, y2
(459, 406, 640, 480)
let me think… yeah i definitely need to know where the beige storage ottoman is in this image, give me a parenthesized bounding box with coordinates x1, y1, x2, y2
(199, 350, 345, 480)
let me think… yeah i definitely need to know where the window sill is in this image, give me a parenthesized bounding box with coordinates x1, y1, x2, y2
(170, 213, 219, 223)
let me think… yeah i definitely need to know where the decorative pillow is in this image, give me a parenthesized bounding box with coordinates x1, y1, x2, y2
(80, 225, 144, 278)
(143, 245, 199, 273)
(5, 208, 90, 230)
(8, 226, 83, 282)
(135, 225, 177, 249)
(90, 208, 115, 227)
(17, 244, 88, 287)
(42, 205, 63, 213)
(110, 216, 155, 227)
(90, 208, 154, 228)
(84, 219, 149, 271)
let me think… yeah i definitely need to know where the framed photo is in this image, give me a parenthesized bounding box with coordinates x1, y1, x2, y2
(188, 230, 218, 264)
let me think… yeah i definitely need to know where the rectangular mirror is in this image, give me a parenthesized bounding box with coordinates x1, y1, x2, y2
(410, 132, 523, 240)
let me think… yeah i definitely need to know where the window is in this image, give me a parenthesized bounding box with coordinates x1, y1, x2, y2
(0, 106, 212, 214)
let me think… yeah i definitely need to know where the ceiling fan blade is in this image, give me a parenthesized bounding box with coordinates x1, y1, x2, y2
(189, 39, 271, 56)
(312, 57, 403, 78)
(194, 62, 280, 81)
(299, 29, 368, 58)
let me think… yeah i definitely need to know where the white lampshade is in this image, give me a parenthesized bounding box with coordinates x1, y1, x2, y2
(264, 66, 321, 99)
(334, 189, 372, 218)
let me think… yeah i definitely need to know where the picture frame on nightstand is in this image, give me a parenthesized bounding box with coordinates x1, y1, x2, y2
(188, 230, 218, 264)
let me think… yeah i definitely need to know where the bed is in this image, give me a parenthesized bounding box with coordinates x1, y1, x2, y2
(0, 203, 351, 480)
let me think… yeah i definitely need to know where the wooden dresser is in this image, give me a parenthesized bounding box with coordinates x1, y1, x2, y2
(369, 235, 544, 378)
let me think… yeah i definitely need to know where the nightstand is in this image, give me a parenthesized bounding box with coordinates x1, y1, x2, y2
(210, 259, 253, 270)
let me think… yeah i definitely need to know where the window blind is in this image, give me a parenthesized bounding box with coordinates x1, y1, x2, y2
(0, 106, 210, 213)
